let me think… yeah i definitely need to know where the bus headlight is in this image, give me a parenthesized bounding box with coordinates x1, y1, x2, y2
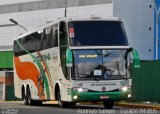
(73, 87, 88, 92)
(120, 86, 128, 92)
(128, 94, 131, 98)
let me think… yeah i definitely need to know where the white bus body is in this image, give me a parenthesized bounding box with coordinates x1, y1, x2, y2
(13, 17, 139, 108)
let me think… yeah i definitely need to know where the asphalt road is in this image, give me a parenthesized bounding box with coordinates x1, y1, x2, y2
(0, 101, 159, 114)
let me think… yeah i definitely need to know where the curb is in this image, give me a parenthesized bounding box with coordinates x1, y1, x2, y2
(115, 102, 160, 110)
(80, 102, 160, 110)
(1, 101, 160, 110)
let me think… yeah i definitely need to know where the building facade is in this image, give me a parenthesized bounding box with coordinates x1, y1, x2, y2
(0, 71, 14, 100)
(0, 51, 14, 100)
(0, 0, 113, 50)
(113, 0, 160, 60)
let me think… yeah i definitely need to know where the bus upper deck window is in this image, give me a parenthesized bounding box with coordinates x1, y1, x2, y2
(60, 22, 67, 37)
(59, 21, 68, 45)
(60, 22, 66, 32)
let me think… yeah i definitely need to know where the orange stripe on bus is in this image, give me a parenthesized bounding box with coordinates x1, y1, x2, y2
(14, 57, 45, 99)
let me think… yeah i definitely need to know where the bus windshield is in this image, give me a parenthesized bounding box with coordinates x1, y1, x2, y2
(68, 21, 128, 46)
(73, 49, 131, 80)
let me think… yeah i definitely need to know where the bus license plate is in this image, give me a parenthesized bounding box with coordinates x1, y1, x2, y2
(100, 96, 109, 99)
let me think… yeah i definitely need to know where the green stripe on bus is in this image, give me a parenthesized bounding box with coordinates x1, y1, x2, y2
(16, 40, 50, 99)
(71, 90, 130, 101)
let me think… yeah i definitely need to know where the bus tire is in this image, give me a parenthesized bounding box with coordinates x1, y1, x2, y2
(68, 102, 76, 107)
(24, 95, 28, 105)
(22, 86, 28, 105)
(103, 100, 114, 109)
(34, 100, 43, 105)
(27, 86, 34, 106)
(57, 88, 68, 108)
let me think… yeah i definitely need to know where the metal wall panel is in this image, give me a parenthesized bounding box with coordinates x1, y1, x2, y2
(0, 83, 4, 100)
(113, 0, 154, 60)
(0, 0, 112, 14)
(131, 61, 160, 102)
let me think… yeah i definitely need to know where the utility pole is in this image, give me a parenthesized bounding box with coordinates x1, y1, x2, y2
(64, 0, 67, 17)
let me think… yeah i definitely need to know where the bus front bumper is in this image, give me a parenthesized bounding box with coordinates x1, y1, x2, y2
(71, 90, 131, 102)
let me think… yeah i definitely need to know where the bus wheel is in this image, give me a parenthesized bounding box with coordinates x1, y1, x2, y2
(22, 89, 28, 105)
(68, 102, 76, 107)
(34, 101, 43, 105)
(57, 88, 68, 108)
(27, 87, 34, 105)
(103, 100, 114, 109)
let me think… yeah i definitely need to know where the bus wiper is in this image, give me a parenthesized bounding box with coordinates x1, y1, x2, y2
(104, 53, 110, 57)
(118, 74, 127, 79)
(77, 72, 102, 80)
(104, 69, 116, 79)
(77, 72, 90, 76)
(94, 50, 101, 55)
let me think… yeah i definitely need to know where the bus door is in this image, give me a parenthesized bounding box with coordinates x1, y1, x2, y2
(59, 21, 72, 101)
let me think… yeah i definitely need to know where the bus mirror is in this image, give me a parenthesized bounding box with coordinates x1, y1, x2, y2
(66, 48, 73, 67)
(130, 48, 140, 68)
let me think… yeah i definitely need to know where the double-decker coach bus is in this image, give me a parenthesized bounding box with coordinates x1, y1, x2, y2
(13, 17, 140, 109)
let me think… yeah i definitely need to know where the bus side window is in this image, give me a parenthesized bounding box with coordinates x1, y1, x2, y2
(29, 33, 37, 53)
(45, 27, 52, 49)
(18, 35, 36, 56)
(51, 28, 58, 47)
(42, 29, 47, 50)
(14, 40, 19, 56)
(39, 31, 44, 51)
(36, 32, 43, 51)
(30, 32, 41, 52)
(59, 21, 69, 80)
(59, 22, 67, 46)
(19, 38, 26, 55)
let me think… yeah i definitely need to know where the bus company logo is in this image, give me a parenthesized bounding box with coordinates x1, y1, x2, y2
(34, 53, 51, 63)
(102, 87, 106, 91)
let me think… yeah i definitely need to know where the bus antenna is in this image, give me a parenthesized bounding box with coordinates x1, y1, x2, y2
(9, 18, 28, 31)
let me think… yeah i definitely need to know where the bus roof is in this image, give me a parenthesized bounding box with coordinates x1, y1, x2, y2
(15, 16, 122, 40)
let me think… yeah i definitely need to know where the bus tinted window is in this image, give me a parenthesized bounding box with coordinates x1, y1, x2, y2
(51, 25, 58, 47)
(42, 25, 58, 50)
(36, 31, 43, 51)
(18, 38, 26, 55)
(23, 35, 36, 53)
(43, 27, 53, 49)
(46, 27, 52, 49)
(14, 40, 19, 56)
(17, 33, 38, 56)
(14, 23, 58, 56)
(59, 21, 69, 80)
(68, 21, 128, 46)
(42, 29, 48, 50)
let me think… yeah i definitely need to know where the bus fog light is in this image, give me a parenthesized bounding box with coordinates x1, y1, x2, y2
(128, 94, 131, 98)
(73, 95, 78, 100)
